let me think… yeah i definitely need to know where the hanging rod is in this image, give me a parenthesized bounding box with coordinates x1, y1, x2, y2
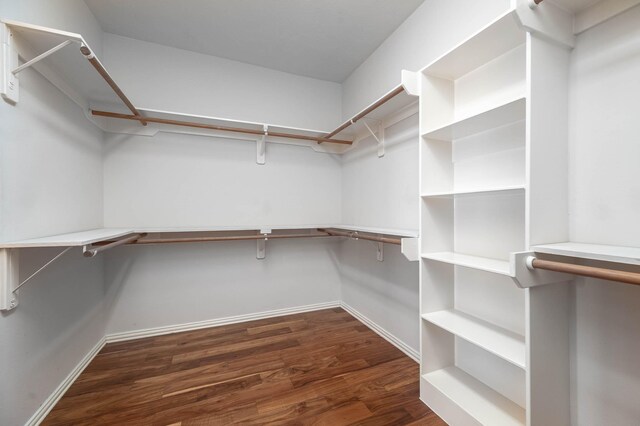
(90, 110, 354, 145)
(526, 256, 640, 286)
(83, 233, 143, 257)
(94, 231, 333, 246)
(319, 85, 405, 144)
(318, 228, 402, 245)
(79, 45, 147, 126)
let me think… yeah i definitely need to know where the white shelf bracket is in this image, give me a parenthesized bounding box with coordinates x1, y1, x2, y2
(12, 39, 73, 75)
(257, 228, 271, 259)
(1, 246, 74, 311)
(510, 251, 573, 288)
(257, 125, 267, 165)
(362, 119, 385, 158)
(1, 23, 19, 104)
(377, 241, 384, 262)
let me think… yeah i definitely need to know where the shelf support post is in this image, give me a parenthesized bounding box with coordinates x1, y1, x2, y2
(377, 241, 384, 262)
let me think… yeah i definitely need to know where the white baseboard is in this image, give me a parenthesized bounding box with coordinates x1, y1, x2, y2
(29, 299, 416, 425)
(340, 302, 420, 362)
(26, 336, 107, 426)
(105, 301, 341, 343)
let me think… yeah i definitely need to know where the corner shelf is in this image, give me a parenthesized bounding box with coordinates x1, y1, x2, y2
(421, 185, 525, 199)
(421, 96, 526, 142)
(533, 242, 640, 266)
(422, 367, 525, 426)
(422, 252, 512, 276)
(422, 310, 525, 369)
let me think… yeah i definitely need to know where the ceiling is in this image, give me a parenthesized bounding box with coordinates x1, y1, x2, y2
(84, 0, 425, 83)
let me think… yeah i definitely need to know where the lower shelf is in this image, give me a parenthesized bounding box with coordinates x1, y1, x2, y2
(422, 367, 525, 426)
(422, 310, 525, 369)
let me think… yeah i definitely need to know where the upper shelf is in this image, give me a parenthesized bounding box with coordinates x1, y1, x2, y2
(3, 19, 125, 110)
(533, 242, 640, 266)
(421, 12, 525, 80)
(3, 19, 418, 152)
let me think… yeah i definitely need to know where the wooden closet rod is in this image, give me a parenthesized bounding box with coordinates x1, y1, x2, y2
(91, 110, 354, 145)
(319, 85, 405, 143)
(318, 228, 402, 245)
(528, 257, 640, 286)
(79, 45, 147, 126)
(95, 232, 332, 246)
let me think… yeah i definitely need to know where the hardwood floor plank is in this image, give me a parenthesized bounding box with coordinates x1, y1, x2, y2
(44, 308, 445, 425)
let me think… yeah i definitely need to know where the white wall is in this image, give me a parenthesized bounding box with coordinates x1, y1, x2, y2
(568, 5, 640, 425)
(103, 33, 342, 130)
(341, 0, 510, 118)
(104, 239, 341, 334)
(0, 1, 106, 425)
(339, 115, 420, 354)
(100, 34, 345, 336)
(103, 132, 342, 228)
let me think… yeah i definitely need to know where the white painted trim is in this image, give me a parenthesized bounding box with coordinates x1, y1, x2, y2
(25, 336, 107, 426)
(340, 301, 420, 362)
(105, 301, 341, 343)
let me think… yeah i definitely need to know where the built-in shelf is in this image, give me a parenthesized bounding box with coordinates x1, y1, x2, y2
(422, 97, 526, 141)
(422, 252, 512, 276)
(422, 367, 526, 426)
(533, 242, 640, 266)
(422, 310, 525, 368)
(421, 185, 525, 199)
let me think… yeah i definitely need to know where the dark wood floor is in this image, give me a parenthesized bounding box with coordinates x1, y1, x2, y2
(44, 308, 446, 425)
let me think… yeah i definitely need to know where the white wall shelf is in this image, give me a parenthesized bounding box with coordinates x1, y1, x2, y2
(421, 185, 525, 199)
(422, 367, 526, 426)
(2, 19, 421, 158)
(422, 252, 512, 276)
(0, 229, 134, 248)
(422, 310, 526, 369)
(422, 97, 525, 141)
(533, 242, 640, 266)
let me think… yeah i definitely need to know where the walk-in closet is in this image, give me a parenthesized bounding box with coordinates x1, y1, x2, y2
(1, 0, 639, 425)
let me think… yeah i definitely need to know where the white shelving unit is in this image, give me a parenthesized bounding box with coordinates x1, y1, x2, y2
(418, 7, 574, 426)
